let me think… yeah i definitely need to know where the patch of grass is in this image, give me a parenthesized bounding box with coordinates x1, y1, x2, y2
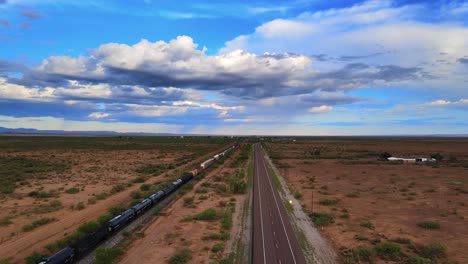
(183, 196, 194, 207)
(294, 191, 303, 200)
(108, 205, 125, 216)
(28, 191, 56, 198)
(375, 242, 404, 261)
(94, 246, 123, 264)
(352, 246, 376, 262)
(95, 192, 109, 200)
(186, 208, 218, 221)
(354, 234, 368, 241)
(319, 199, 339, 206)
(195, 187, 208, 193)
(168, 249, 192, 264)
(130, 190, 142, 200)
(221, 211, 232, 230)
(65, 187, 80, 194)
(136, 163, 174, 175)
(360, 220, 375, 229)
(22, 217, 55, 231)
(140, 184, 151, 191)
(405, 256, 432, 264)
(110, 184, 125, 194)
(391, 237, 411, 244)
(98, 214, 113, 225)
(30, 200, 62, 214)
(211, 243, 224, 253)
(0, 217, 12, 226)
(417, 243, 447, 259)
(0, 156, 69, 194)
(25, 252, 46, 264)
(202, 232, 230, 241)
(310, 212, 334, 226)
(418, 221, 440, 229)
(76, 202, 85, 210)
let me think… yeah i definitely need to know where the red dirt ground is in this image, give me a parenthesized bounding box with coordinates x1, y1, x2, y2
(0, 139, 229, 263)
(266, 138, 468, 263)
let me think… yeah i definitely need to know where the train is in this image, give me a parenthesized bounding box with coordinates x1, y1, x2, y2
(38, 145, 237, 264)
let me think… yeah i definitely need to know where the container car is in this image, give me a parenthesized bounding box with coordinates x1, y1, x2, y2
(38, 247, 74, 264)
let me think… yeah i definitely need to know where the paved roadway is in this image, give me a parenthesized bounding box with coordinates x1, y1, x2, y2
(252, 143, 307, 264)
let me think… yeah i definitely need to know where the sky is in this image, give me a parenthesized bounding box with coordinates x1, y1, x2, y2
(0, 0, 467, 135)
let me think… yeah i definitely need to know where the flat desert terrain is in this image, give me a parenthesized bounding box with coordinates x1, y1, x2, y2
(0, 136, 234, 263)
(265, 137, 468, 264)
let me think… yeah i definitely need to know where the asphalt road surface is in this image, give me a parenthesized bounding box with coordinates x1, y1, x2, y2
(252, 143, 307, 264)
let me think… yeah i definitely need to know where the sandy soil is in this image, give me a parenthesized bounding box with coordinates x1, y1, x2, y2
(266, 138, 468, 263)
(118, 148, 247, 264)
(0, 141, 228, 263)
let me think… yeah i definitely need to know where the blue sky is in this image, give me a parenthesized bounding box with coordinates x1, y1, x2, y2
(0, 0, 467, 135)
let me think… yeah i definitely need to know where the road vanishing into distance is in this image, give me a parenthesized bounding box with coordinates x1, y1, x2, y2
(252, 143, 307, 264)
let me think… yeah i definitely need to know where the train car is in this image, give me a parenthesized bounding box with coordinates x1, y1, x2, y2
(161, 184, 176, 195)
(172, 179, 183, 188)
(200, 158, 214, 169)
(181, 172, 193, 183)
(72, 224, 109, 256)
(131, 199, 152, 215)
(149, 190, 165, 203)
(190, 169, 198, 176)
(38, 246, 74, 264)
(108, 208, 136, 231)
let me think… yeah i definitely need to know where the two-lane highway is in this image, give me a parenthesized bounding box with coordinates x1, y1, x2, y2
(252, 143, 307, 264)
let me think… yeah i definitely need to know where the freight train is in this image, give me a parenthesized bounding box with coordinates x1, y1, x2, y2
(38, 145, 237, 264)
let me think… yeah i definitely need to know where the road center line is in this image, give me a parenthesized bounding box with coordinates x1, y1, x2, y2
(260, 147, 298, 264)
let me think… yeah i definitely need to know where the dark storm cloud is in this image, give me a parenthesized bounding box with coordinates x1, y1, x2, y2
(3, 37, 430, 105)
(0, 60, 27, 73)
(457, 58, 468, 65)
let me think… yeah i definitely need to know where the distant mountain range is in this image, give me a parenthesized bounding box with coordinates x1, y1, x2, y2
(0, 126, 175, 136)
(0, 126, 466, 137)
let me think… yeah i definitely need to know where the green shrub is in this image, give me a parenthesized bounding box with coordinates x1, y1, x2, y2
(0, 217, 12, 226)
(360, 221, 375, 229)
(88, 197, 97, 204)
(28, 191, 55, 198)
(375, 242, 404, 260)
(96, 192, 109, 200)
(202, 232, 230, 241)
(319, 199, 339, 206)
(111, 184, 125, 194)
(94, 247, 122, 264)
(417, 243, 447, 259)
(354, 234, 368, 241)
(76, 202, 85, 210)
(25, 252, 46, 264)
(221, 211, 232, 230)
(211, 243, 224, 253)
(140, 184, 151, 191)
(22, 217, 55, 231)
(418, 221, 440, 229)
(169, 249, 192, 264)
(310, 212, 334, 226)
(188, 208, 218, 221)
(183, 197, 194, 207)
(98, 214, 113, 224)
(352, 246, 376, 262)
(294, 191, 303, 200)
(391, 237, 411, 244)
(130, 191, 142, 199)
(108, 205, 125, 216)
(77, 221, 99, 233)
(405, 256, 432, 264)
(65, 187, 80, 194)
